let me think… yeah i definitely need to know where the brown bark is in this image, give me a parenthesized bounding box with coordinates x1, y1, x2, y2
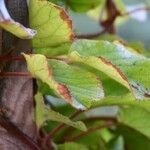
(0, 0, 39, 149)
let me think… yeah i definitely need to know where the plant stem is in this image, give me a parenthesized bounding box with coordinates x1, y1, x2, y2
(0, 72, 32, 77)
(76, 5, 150, 39)
(43, 110, 82, 146)
(64, 121, 114, 141)
(0, 56, 24, 61)
(75, 29, 106, 39)
(81, 116, 117, 123)
(76, 0, 119, 38)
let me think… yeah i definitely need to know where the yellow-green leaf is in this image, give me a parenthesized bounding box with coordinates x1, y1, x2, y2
(0, 0, 36, 39)
(29, 0, 74, 48)
(35, 92, 87, 131)
(69, 39, 150, 100)
(23, 53, 104, 110)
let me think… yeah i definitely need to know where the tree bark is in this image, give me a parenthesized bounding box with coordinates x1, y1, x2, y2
(0, 0, 38, 149)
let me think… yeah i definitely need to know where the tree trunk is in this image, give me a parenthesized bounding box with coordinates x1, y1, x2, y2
(0, 0, 39, 149)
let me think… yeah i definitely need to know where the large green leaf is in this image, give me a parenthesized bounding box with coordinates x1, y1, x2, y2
(69, 39, 150, 100)
(118, 106, 150, 139)
(117, 126, 150, 150)
(0, 0, 36, 39)
(35, 92, 87, 131)
(23, 54, 104, 109)
(29, 0, 74, 52)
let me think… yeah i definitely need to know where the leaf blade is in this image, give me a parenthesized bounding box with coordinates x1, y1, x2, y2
(35, 92, 87, 131)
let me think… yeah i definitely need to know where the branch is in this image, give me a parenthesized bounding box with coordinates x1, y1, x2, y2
(75, 30, 106, 39)
(64, 121, 114, 142)
(0, 72, 32, 77)
(75, 0, 120, 39)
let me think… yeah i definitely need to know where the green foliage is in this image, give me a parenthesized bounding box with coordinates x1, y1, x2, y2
(1, 0, 150, 149)
(118, 106, 150, 138)
(24, 53, 104, 109)
(35, 92, 87, 131)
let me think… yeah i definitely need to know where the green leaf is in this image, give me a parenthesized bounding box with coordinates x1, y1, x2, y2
(23, 53, 104, 109)
(0, 0, 36, 39)
(29, 0, 74, 49)
(117, 126, 150, 150)
(58, 142, 88, 150)
(35, 92, 87, 131)
(67, 0, 104, 12)
(69, 51, 131, 92)
(128, 41, 150, 57)
(107, 136, 124, 150)
(92, 94, 150, 111)
(69, 39, 150, 100)
(118, 106, 150, 139)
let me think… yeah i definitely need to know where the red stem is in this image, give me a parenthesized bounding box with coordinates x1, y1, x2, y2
(0, 72, 32, 77)
(0, 56, 24, 61)
(43, 110, 82, 145)
(64, 121, 114, 141)
(76, 6, 150, 39)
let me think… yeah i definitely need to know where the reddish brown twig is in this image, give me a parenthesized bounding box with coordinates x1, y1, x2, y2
(43, 110, 82, 146)
(0, 72, 32, 78)
(64, 121, 114, 142)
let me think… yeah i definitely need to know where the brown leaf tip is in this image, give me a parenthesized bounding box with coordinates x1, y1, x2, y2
(57, 84, 72, 103)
